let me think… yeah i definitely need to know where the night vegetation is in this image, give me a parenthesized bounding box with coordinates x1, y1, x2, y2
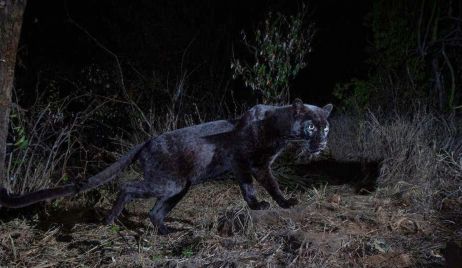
(0, 0, 461, 266)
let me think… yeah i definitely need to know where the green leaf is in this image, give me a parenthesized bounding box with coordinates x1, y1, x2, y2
(14, 136, 29, 150)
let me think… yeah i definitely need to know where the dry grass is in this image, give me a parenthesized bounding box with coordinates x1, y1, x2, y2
(0, 179, 456, 267)
(4, 95, 109, 194)
(328, 110, 462, 214)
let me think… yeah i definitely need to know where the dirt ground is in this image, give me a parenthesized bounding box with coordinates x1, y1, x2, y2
(0, 179, 460, 267)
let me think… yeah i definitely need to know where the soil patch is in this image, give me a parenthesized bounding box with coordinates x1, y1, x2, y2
(0, 175, 458, 266)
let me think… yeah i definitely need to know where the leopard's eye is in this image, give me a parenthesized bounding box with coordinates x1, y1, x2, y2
(304, 123, 315, 133)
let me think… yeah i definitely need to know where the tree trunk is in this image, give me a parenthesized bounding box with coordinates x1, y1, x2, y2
(0, 0, 27, 180)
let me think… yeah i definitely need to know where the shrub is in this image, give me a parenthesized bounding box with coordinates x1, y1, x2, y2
(231, 7, 315, 104)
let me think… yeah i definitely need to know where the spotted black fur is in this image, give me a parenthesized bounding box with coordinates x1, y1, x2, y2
(0, 99, 333, 234)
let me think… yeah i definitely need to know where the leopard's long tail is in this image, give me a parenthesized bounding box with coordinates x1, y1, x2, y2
(0, 142, 147, 208)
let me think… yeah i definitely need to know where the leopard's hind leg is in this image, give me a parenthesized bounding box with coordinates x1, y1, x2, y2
(149, 180, 191, 235)
(104, 181, 155, 225)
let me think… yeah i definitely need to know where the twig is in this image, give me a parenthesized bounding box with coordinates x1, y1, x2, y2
(9, 234, 17, 262)
(64, 5, 127, 97)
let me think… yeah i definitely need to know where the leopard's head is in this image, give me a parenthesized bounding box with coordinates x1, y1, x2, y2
(289, 99, 333, 154)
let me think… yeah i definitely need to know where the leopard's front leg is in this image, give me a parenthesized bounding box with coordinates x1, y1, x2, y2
(232, 160, 270, 210)
(253, 166, 298, 209)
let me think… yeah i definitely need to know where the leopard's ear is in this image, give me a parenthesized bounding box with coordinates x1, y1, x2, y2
(292, 98, 304, 115)
(323, 104, 333, 117)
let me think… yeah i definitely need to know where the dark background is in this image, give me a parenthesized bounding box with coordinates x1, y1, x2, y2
(16, 0, 371, 107)
(10, 0, 462, 158)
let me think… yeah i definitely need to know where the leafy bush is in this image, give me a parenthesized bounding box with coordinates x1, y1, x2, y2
(231, 8, 315, 104)
(335, 0, 462, 111)
(333, 79, 374, 112)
